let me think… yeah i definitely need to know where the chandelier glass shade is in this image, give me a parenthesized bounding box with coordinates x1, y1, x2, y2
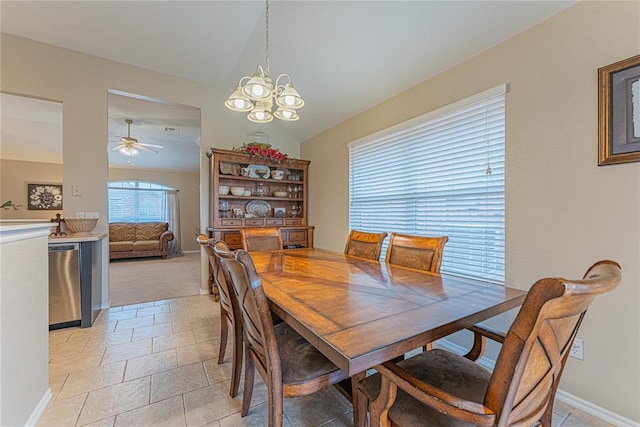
(225, 0, 304, 123)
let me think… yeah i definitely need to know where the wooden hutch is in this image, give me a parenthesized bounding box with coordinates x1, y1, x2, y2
(206, 147, 314, 250)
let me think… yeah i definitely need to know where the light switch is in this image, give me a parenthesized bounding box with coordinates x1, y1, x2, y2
(85, 212, 99, 219)
(75, 212, 85, 218)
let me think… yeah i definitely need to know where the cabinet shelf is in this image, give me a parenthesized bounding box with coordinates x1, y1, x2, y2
(219, 196, 303, 202)
(207, 147, 312, 251)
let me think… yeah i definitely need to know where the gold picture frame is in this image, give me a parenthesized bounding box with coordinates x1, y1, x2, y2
(598, 54, 640, 165)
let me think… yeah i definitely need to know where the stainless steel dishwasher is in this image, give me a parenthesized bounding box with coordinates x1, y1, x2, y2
(48, 242, 81, 329)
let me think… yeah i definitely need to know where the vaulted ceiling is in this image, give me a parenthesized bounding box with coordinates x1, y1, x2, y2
(1, 1, 577, 172)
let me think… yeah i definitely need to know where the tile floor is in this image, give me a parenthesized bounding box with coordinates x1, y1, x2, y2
(39, 295, 614, 426)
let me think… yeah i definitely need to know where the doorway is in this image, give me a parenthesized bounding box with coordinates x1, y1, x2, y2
(107, 90, 202, 306)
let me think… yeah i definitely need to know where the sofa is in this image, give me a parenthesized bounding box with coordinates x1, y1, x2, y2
(109, 222, 174, 260)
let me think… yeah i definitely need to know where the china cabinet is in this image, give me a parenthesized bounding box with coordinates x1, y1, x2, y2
(206, 148, 314, 250)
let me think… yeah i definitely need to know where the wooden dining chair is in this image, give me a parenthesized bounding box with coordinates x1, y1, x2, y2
(344, 230, 388, 260)
(357, 260, 621, 427)
(213, 245, 350, 427)
(196, 235, 242, 398)
(385, 233, 448, 273)
(240, 227, 283, 252)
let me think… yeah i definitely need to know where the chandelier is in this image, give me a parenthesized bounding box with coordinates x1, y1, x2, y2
(225, 0, 304, 123)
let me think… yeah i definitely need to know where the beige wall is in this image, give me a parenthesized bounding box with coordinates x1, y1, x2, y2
(0, 159, 63, 221)
(0, 32, 301, 298)
(109, 168, 200, 251)
(302, 1, 640, 422)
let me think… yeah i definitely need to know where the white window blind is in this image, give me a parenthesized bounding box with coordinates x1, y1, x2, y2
(108, 181, 169, 223)
(349, 85, 506, 284)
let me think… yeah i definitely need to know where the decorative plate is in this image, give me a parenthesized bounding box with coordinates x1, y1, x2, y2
(246, 200, 271, 218)
(248, 164, 271, 179)
(220, 162, 239, 176)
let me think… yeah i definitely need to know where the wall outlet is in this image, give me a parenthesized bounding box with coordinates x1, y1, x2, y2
(85, 212, 99, 219)
(72, 184, 81, 196)
(569, 338, 584, 360)
(75, 212, 85, 218)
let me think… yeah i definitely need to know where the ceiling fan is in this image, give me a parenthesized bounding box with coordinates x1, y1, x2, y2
(112, 119, 164, 157)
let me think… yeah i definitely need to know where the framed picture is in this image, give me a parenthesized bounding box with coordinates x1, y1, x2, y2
(274, 207, 286, 218)
(27, 183, 63, 210)
(598, 54, 640, 165)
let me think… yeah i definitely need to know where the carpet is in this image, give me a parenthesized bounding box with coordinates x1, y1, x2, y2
(108, 252, 202, 307)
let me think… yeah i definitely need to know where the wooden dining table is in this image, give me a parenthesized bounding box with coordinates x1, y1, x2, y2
(250, 248, 527, 376)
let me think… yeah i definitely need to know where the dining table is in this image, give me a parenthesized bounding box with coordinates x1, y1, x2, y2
(249, 247, 527, 420)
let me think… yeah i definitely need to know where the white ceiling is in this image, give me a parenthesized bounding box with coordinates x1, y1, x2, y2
(0, 0, 577, 172)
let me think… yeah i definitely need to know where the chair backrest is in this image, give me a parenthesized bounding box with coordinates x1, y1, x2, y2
(344, 230, 388, 260)
(240, 227, 283, 252)
(196, 235, 236, 316)
(385, 233, 448, 273)
(213, 246, 281, 384)
(486, 260, 621, 425)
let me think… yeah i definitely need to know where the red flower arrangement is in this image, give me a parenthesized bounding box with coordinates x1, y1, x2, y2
(233, 142, 290, 163)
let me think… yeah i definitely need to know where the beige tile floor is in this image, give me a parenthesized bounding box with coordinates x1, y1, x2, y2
(39, 295, 614, 427)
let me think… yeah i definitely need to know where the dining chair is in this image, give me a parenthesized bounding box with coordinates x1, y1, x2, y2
(357, 260, 621, 427)
(213, 245, 350, 427)
(385, 233, 449, 273)
(196, 235, 242, 398)
(344, 230, 388, 260)
(240, 227, 283, 252)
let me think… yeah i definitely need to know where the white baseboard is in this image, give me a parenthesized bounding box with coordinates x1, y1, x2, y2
(25, 388, 52, 426)
(181, 250, 199, 254)
(554, 390, 639, 427)
(199, 289, 210, 295)
(435, 339, 637, 426)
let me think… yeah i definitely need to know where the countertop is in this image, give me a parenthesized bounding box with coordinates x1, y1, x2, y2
(48, 233, 107, 243)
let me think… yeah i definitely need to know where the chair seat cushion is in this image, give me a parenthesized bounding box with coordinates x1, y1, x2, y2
(275, 322, 346, 387)
(359, 349, 491, 426)
(133, 240, 160, 251)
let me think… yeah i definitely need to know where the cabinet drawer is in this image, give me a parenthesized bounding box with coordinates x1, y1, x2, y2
(288, 230, 307, 243)
(222, 232, 242, 246)
(285, 218, 302, 226)
(221, 219, 243, 226)
(265, 219, 284, 226)
(244, 219, 264, 226)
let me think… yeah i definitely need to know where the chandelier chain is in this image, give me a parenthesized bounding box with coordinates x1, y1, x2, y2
(265, 0, 270, 76)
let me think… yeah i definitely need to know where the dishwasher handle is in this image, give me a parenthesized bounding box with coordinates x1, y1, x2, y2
(48, 243, 79, 252)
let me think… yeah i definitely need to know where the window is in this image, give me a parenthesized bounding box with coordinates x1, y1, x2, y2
(108, 181, 171, 223)
(349, 85, 506, 283)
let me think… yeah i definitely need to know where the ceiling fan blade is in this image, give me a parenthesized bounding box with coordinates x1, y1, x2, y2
(112, 144, 126, 151)
(136, 145, 157, 153)
(140, 143, 164, 149)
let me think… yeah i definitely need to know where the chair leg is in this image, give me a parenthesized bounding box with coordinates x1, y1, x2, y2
(229, 316, 243, 398)
(218, 309, 229, 364)
(241, 345, 255, 417)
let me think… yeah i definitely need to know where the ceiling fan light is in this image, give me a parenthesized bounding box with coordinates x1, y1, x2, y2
(273, 107, 299, 121)
(276, 83, 304, 109)
(225, 87, 253, 112)
(119, 146, 139, 157)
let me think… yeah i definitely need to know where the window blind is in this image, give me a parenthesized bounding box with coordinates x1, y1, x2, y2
(108, 181, 169, 223)
(349, 86, 506, 284)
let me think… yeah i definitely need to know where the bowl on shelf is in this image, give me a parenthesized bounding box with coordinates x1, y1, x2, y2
(273, 191, 288, 198)
(271, 170, 285, 180)
(230, 186, 245, 196)
(65, 218, 98, 235)
(219, 185, 230, 195)
(243, 189, 252, 196)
